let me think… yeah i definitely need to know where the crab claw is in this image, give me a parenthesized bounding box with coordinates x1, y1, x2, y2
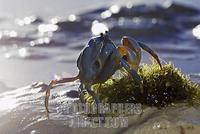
(138, 41, 162, 69)
(121, 36, 162, 69)
(118, 46, 141, 71)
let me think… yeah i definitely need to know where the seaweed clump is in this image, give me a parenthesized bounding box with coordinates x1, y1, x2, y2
(84, 62, 200, 107)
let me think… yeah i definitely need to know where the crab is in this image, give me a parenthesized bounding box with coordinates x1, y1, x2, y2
(44, 32, 162, 113)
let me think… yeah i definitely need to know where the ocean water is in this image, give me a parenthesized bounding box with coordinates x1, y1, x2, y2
(0, 0, 200, 133)
(0, 0, 199, 19)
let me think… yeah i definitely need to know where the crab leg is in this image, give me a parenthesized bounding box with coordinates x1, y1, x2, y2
(120, 58, 141, 82)
(85, 84, 105, 122)
(78, 83, 86, 103)
(45, 75, 79, 113)
(85, 84, 100, 105)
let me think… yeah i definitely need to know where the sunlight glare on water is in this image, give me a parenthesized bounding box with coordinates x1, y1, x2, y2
(38, 24, 58, 33)
(18, 48, 29, 58)
(68, 14, 78, 22)
(15, 16, 38, 26)
(91, 21, 109, 35)
(101, 10, 112, 19)
(0, 30, 18, 38)
(109, 5, 120, 14)
(0, 96, 17, 111)
(192, 24, 200, 39)
(101, 5, 120, 19)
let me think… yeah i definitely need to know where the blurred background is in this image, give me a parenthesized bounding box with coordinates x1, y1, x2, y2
(0, 0, 200, 90)
(0, 1, 200, 134)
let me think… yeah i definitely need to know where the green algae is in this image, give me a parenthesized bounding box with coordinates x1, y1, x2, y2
(84, 62, 200, 108)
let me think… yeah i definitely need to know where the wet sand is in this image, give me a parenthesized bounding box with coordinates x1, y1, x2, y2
(0, 82, 200, 134)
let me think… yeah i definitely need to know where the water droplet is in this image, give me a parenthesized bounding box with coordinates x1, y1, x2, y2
(153, 123, 161, 129)
(30, 130, 39, 134)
